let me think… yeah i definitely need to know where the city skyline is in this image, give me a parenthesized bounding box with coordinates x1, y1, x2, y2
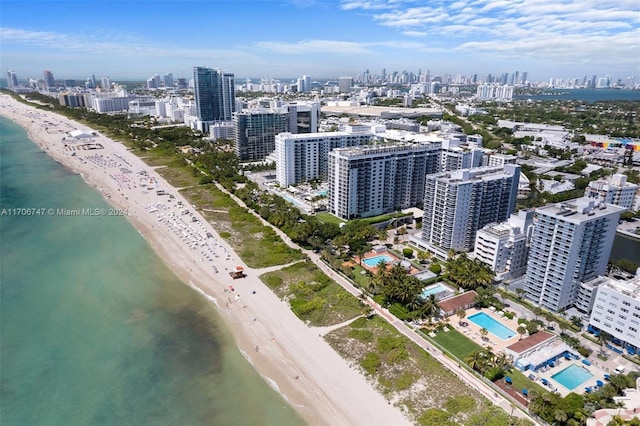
(1, 0, 638, 82)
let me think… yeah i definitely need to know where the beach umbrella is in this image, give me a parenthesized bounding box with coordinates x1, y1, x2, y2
(585, 387, 592, 393)
(541, 378, 548, 385)
(522, 389, 528, 396)
(604, 374, 610, 381)
(505, 377, 512, 384)
(596, 380, 604, 387)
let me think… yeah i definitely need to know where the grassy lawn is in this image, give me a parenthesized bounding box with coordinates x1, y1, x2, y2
(326, 316, 506, 425)
(260, 261, 364, 326)
(155, 164, 201, 189)
(509, 369, 547, 396)
(430, 328, 486, 361)
(315, 212, 344, 225)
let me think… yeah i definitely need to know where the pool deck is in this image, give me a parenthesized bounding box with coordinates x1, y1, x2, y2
(452, 307, 611, 398)
(354, 252, 420, 275)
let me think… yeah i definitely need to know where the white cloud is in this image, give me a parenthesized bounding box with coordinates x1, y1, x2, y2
(255, 39, 373, 55)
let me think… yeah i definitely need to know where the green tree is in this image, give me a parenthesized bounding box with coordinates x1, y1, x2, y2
(517, 325, 527, 340)
(480, 327, 489, 341)
(456, 307, 466, 326)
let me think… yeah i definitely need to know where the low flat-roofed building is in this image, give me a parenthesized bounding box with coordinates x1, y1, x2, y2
(506, 331, 575, 371)
(438, 291, 478, 317)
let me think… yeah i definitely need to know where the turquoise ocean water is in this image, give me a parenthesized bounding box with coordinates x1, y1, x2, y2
(0, 117, 304, 426)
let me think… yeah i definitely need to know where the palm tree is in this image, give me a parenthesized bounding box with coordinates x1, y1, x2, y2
(456, 307, 466, 326)
(515, 288, 526, 300)
(465, 351, 486, 373)
(596, 331, 609, 355)
(517, 325, 527, 340)
(480, 327, 489, 341)
(532, 306, 544, 321)
(559, 322, 568, 336)
(553, 409, 568, 424)
(421, 294, 440, 320)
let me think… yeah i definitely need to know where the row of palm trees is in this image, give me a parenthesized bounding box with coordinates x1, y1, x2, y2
(464, 345, 513, 375)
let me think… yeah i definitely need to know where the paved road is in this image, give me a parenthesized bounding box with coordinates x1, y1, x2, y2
(216, 183, 539, 424)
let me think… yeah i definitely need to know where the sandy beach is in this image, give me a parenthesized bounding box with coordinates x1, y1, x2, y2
(0, 94, 410, 426)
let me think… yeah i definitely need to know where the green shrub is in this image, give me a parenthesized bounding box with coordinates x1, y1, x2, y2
(218, 231, 231, 238)
(348, 329, 373, 342)
(429, 263, 442, 274)
(403, 248, 414, 258)
(444, 395, 477, 414)
(577, 346, 592, 358)
(484, 366, 505, 381)
(395, 372, 415, 391)
(503, 311, 515, 320)
(360, 352, 381, 375)
(418, 408, 455, 426)
(263, 275, 283, 288)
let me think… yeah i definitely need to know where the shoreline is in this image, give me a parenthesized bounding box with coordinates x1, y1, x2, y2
(0, 94, 410, 426)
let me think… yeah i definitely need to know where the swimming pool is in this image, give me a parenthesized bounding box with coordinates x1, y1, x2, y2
(468, 312, 516, 340)
(362, 254, 395, 267)
(421, 283, 449, 299)
(552, 364, 594, 390)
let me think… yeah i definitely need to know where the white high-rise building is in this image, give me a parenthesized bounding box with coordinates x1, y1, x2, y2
(586, 174, 637, 210)
(419, 165, 521, 253)
(275, 131, 372, 187)
(524, 198, 625, 312)
(474, 210, 534, 280)
(588, 275, 640, 352)
(328, 144, 440, 220)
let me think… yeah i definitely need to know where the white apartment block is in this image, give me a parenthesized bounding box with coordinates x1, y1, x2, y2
(439, 139, 485, 172)
(328, 144, 440, 220)
(474, 210, 534, 280)
(275, 131, 372, 187)
(486, 153, 517, 167)
(524, 198, 625, 312)
(588, 275, 640, 352)
(586, 173, 638, 210)
(476, 84, 514, 101)
(420, 165, 521, 253)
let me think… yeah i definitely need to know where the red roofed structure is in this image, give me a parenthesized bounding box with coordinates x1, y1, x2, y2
(438, 291, 478, 317)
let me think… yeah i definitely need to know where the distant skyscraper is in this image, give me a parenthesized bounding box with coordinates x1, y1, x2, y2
(521, 71, 527, 85)
(524, 198, 624, 312)
(43, 70, 55, 88)
(338, 76, 353, 94)
(193, 66, 235, 124)
(164, 73, 173, 88)
(101, 76, 111, 90)
(7, 70, 18, 88)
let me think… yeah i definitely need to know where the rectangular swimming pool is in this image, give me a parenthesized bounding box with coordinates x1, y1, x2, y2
(468, 312, 516, 340)
(552, 364, 594, 390)
(362, 254, 395, 267)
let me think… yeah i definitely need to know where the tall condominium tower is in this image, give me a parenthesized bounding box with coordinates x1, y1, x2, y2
(585, 174, 638, 209)
(275, 130, 371, 187)
(338, 77, 353, 94)
(7, 70, 18, 88)
(233, 108, 289, 161)
(524, 198, 625, 312)
(193, 66, 235, 125)
(420, 165, 520, 253)
(328, 144, 440, 220)
(43, 70, 55, 88)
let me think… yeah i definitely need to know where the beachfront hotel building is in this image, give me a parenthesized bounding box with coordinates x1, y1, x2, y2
(585, 173, 638, 210)
(473, 210, 534, 280)
(418, 165, 521, 254)
(524, 198, 625, 312)
(327, 144, 440, 220)
(588, 275, 640, 353)
(275, 131, 372, 187)
(193, 66, 235, 132)
(233, 108, 289, 161)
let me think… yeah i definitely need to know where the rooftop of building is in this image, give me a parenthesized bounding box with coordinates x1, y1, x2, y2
(601, 275, 640, 299)
(322, 105, 443, 118)
(535, 197, 627, 221)
(330, 142, 438, 157)
(430, 164, 519, 183)
(438, 291, 478, 314)
(506, 331, 556, 355)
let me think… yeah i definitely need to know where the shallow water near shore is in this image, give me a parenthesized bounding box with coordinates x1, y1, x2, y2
(0, 117, 304, 425)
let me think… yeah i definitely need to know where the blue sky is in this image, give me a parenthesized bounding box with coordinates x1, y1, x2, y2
(1, 0, 638, 82)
